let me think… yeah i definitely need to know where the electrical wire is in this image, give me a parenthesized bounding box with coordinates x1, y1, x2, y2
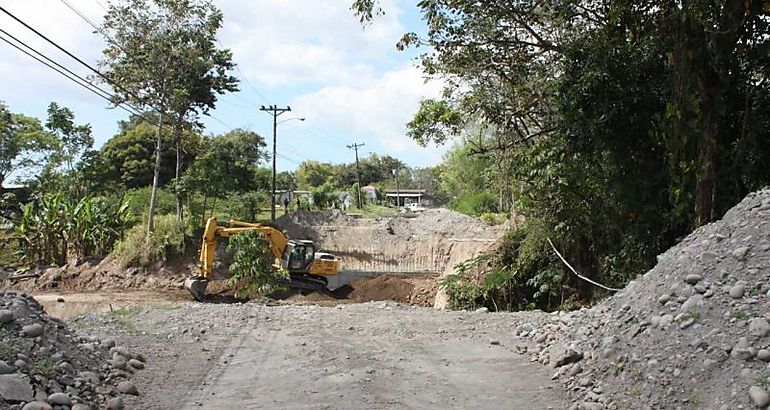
(0, 6, 116, 89)
(59, 0, 101, 33)
(0, 28, 118, 103)
(0, 32, 142, 118)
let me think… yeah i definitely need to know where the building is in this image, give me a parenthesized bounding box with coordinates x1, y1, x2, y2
(384, 189, 428, 207)
(361, 185, 377, 201)
(275, 190, 311, 206)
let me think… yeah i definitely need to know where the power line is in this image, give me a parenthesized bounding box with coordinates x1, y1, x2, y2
(0, 31, 141, 118)
(347, 142, 365, 208)
(0, 6, 113, 87)
(59, 0, 101, 33)
(0, 4, 148, 115)
(0, 28, 119, 103)
(92, 0, 107, 11)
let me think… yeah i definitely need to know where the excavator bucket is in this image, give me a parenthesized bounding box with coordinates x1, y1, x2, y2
(184, 277, 209, 301)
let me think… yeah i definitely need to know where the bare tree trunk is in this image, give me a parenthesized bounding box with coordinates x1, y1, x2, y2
(695, 74, 718, 227)
(174, 121, 184, 225)
(147, 110, 164, 233)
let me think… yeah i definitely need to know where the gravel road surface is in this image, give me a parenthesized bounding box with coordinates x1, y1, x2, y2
(73, 299, 565, 409)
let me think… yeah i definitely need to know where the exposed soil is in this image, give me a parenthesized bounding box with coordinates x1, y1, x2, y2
(6, 209, 503, 309)
(275, 209, 505, 307)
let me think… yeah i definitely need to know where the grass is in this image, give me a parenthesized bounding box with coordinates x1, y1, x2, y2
(348, 204, 399, 219)
(677, 311, 701, 323)
(729, 309, 749, 320)
(0, 331, 18, 363)
(0, 231, 19, 267)
(758, 374, 769, 388)
(107, 305, 142, 331)
(29, 359, 57, 378)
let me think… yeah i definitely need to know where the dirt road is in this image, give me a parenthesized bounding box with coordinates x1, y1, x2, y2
(71, 298, 565, 409)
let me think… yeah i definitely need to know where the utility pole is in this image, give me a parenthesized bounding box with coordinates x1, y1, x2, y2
(347, 142, 365, 209)
(392, 166, 400, 208)
(260, 104, 291, 221)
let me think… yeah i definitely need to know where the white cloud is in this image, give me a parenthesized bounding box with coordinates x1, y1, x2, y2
(217, 0, 406, 88)
(291, 64, 448, 165)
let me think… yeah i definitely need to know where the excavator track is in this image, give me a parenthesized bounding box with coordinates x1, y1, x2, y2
(278, 275, 327, 292)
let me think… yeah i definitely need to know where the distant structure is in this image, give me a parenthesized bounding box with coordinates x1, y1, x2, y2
(384, 189, 428, 207)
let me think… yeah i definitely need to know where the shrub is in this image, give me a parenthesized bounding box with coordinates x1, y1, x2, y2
(226, 230, 288, 297)
(124, 187, 176, 220)
(112, 214, 185, 267)
(480, 212, 507, 225)
(449, 191, 498, 216)
(310, 182, 337, 210)
(441, 220, 576, 312)
(16, 194, 129, 265)
(221, 191, 269, 221)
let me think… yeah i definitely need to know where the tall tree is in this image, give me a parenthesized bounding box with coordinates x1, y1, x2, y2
(0, 102, 54, 188)
(99, 0, 238, 231)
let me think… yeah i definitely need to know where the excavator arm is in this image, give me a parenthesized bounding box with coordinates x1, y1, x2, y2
(186, 217, 289, 300)
(198, 217, 288, 279)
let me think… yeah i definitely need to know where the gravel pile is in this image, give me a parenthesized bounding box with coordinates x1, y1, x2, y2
(0, 292, 144, 410)
(514, 188, 770, 409)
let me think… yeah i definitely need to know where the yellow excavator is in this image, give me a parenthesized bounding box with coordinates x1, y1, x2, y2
(184, 217, 341, 301)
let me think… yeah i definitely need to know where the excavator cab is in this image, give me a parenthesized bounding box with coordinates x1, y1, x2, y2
(282, 240, 316, 271)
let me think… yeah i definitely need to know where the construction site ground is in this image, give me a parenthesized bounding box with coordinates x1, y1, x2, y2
(59, 298, 565, 409)
(6, 196, 769, 409)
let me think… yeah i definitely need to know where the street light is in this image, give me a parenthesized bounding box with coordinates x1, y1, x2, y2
(278, 117, 305, 125)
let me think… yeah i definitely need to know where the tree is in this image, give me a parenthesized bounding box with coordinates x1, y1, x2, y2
(180, 128, 267, 221)
(0, 102, 54, 188)
(296, 160, 335, 189)
(100, 118, 201, 189)
(100, 0, 238, 231)
(275, 171, 297, 191)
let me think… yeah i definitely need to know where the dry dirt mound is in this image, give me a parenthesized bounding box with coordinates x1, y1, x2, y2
(0, 292, 145, 409)
(7, 257, 190, 295)
(345, 274, 438, 307)
(520, 188, 770, 409)
(276, 209, 505, 308)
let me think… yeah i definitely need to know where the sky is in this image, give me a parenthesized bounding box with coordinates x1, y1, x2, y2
(0, 0, 448, 173)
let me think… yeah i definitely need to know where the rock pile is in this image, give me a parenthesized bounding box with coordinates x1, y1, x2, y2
(518, 188, 770, 409)
(0, 292, 144, 410)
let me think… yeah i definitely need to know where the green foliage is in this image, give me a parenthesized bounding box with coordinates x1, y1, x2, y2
(124, 187, 177, 220)
(349, 182, 364, 209)
(310, 182, 338, 210)
(449, 191, 498, 216)
(99, 118, 200, 189)
(442, 221, 578, 312)
(100, 0, 237, 117)
(226, 230, 288, 297)
(179, 129, 267, 204)
(296, 160, 335, 189)
(16, 194, 129, 266)
(480, 213, 507, 226)
(439, 271, 486, 311)
(112, 214, 185, 267)
(29, 359, 57, 378)
(407, 99, 465, 146)
(0, 101, 56, 187)
(221, 191, 269, 221)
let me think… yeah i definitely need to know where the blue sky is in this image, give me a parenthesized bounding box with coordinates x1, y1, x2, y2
(0, 0, 448, 173)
